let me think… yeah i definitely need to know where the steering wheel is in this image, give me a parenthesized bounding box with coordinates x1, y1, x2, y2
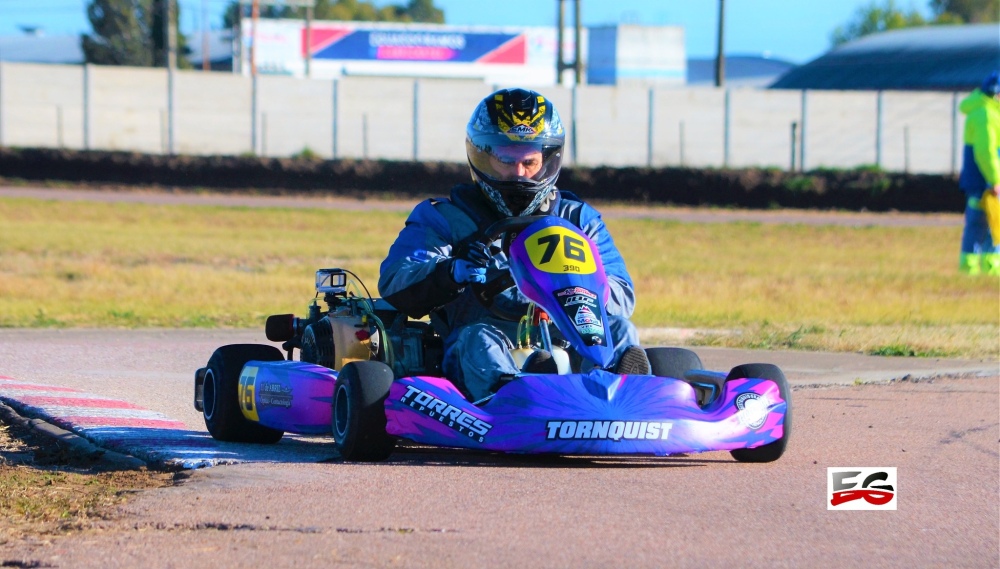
(466, 216, 546, 321)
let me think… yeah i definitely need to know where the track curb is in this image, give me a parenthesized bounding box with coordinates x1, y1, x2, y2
(0, 399, 148, 470)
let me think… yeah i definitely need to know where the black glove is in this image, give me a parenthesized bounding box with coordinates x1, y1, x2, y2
(450, 241, 493, 285)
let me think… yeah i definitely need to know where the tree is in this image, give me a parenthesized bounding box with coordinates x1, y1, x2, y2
(830, 0, 927, 46)
(223, 0, 445, 26)
(929, 0, 999, 22)
(82, 0, 155, 66)
(82, 0, 190, 67)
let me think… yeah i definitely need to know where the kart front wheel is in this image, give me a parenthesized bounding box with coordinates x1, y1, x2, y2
(203, 344, 285, 444)
(332, 361, 396, 462)
(726, 363, 791, 463)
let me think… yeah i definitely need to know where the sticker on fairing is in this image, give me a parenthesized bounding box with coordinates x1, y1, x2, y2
(523, 225, 598, 275)
(238, 366, 260, 422)
(555, 286, 606, 345)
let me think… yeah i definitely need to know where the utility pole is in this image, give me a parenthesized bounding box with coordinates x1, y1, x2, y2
(305, 3, 313, 78)
(573, 0, 582, 85)
(555, 0, 583, 85)
(202, 0, 210, 71)
(556, 0, 565, 84)
(715, 0, 725, 87)
(165, 0, 177, 69)
(250, 0, 260, 76)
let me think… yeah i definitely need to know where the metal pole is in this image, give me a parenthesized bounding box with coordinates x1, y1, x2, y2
(57, 106, 64, 148)
(570, 85, 578, 164)
(363, 113, 369, 159)
(413, 80, 419, 161)
(167, 66, 175, 155)
(647, 87, 654, 168)
(573, 0, 582, 85)
(904, 125, 910, 173)
(799, 90, 808, 172)
(83, 64, 92, 150)
(679, 120, 685, 167)
(556, 0, 565, 85)
(251, 74, 259, 154)
(723, 88, 731, 167)
(715, 0, 725, 87)
(332, 79, 338, 159)
(790, 122, 797, 172)
(876, 90, 884, 169)
(0, 62, 5, 147)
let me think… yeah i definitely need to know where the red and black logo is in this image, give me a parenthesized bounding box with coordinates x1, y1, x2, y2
(828, 468, 896, 509)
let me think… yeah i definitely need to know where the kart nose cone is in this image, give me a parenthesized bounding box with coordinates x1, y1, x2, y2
(581, 370, 624, 401)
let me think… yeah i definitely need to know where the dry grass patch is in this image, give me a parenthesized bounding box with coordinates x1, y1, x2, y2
(1, 196, 996, 358)
(0, 421, 174, 547)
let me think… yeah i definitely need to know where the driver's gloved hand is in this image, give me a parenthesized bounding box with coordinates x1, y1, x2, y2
(450, 259, 487, 284)
(450, 241, 492, 285)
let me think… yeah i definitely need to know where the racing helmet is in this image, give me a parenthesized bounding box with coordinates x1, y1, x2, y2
(981, 71, 1000, 97)
(466, 88, 565, 217)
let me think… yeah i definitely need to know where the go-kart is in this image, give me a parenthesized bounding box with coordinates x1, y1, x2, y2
(194, 216, 790, 463)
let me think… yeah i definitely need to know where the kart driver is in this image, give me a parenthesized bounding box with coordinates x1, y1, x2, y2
(378, 88, 650, 402)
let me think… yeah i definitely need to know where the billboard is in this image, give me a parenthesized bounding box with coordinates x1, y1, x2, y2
(240, 19, 580, 85)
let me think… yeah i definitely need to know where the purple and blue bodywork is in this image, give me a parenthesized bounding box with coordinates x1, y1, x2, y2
(242, 216, 788, 456)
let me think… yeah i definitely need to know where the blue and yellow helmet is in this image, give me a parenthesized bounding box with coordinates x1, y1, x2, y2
(466, 88, 565, 217)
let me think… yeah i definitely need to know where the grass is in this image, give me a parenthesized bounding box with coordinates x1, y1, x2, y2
(0, 421, 174, 546)
(0, 195, 997, 358)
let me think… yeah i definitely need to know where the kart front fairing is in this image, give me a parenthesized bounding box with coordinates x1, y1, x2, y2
(385, 370, 787, 455)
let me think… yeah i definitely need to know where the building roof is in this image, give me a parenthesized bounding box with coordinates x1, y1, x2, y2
(769, 23, 1000, 91)
(0, 33, 82, 64)
(0, 30, 234, 67)
(687, 54, 796, 88)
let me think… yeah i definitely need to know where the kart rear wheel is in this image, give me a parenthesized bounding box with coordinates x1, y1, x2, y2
(203, 344, 285, 444)
(645, 347, 704, 379)
(332, 361, 396, 462)
(726, 363, 791, 463)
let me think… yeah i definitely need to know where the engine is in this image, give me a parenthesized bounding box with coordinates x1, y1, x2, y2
(264, 268, 442, 378)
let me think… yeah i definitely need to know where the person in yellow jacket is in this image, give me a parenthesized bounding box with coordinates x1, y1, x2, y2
(958, 71, 1000, 276)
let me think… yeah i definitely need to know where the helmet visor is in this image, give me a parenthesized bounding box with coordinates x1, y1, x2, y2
(466, 134, 563, 187)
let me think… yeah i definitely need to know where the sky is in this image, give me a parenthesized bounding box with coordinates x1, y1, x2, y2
(0, 0, 939, 64)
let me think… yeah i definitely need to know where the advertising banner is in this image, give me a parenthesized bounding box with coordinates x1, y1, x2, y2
(240, 20, 572, 85)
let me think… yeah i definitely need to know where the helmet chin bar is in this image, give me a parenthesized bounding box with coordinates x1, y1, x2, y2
(471, 164, 556, 217)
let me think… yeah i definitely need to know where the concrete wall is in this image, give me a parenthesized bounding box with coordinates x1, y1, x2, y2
(0, 62, 967, 175)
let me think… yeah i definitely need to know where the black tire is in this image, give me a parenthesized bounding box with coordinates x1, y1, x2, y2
(645, 347, 704, 379)
(203, 344, 285, 444)
(332, 361, 396, 461)
(726, 363, 791, 463)
(646, 347, 719, 405)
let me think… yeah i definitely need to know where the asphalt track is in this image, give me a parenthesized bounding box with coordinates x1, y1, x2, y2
(0, 186, 997, 567)
(0, 330, 996, 568)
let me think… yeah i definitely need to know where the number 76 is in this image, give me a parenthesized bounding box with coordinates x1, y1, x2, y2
(536, 234, 587, 264)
